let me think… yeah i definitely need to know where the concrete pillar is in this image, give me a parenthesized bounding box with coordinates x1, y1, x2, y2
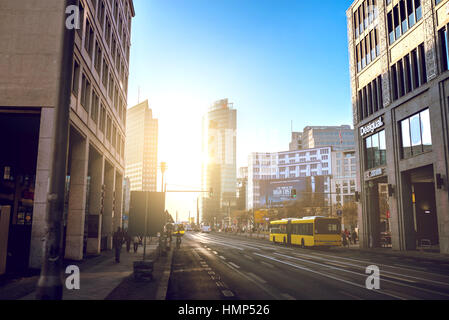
(366, 182, 381, 248)
(102, 161, 115, 250)
(29, 108, 54, 269)
(86, 149, 104, 255)
(65, 130, 89, 261)
(400, 172, 417, 250)
(114, 171, 123, 231)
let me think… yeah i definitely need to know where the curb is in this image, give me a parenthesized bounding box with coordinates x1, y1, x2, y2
(155, 245, 174, 300)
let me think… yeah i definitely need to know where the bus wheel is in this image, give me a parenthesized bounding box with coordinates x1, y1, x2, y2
(301, 239, 305, 249)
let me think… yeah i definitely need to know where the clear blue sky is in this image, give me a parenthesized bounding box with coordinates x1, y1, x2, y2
(127, 0, 355, 220)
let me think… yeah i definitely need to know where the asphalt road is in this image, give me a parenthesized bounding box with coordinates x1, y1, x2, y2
(166, 232, 449, 300)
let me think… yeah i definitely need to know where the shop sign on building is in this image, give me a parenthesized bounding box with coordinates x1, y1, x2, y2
(360, 117, 384, 137)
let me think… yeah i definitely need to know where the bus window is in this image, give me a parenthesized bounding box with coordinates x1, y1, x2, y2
(270, 227, 281, 234)
(315, 219, 341, 235)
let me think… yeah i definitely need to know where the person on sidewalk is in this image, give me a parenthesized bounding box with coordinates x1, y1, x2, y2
(342, 231, 349, 248)
(352, 230, 358, 245)
(133, 235, 140, 253)
(125, 231, 131, 253)
(113, 227, 124, 263)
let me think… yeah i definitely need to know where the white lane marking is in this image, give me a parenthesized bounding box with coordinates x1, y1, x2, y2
(253, 252, 405, 300)
(243, 254, 255, 261)
(306, 250, 449, 281)
(228, 262, 240, 269)
(274, 252, 449, 298)
(382, 274, 417, 283)
(189, 235, 245, 251)
(247, 272, 267, 284)
(213, 251, 218, 255)
(219, 256, 226, 260)
(290, 251, 449, 287)
(222, 290, 235, 297)
(393, 264, 428, 271)
(281, 293, 296, 300)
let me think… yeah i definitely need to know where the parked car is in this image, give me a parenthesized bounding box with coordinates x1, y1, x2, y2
(201, 225, 212, 233)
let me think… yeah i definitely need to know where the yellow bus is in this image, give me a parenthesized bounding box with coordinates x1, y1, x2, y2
(270, 216, 342, 248)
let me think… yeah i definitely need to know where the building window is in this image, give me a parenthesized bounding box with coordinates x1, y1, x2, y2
(77, 1, 84, 38)
(102, 59, 108, 88)
(99, 104, 106, 132)
(387, 0, 422, 45)
(91, 91, 99, 123)
(94, 40, 102, 74)
(357, 75, 383, 122)
(84, 19, 94, 58)
(364, 130, 386, 170)
(439, 26, 449, 72)
(391, 43, 426, 102)
(72, 59, 80, 96)
(400, 108, 432, 159)
(81, 74, 91, 112)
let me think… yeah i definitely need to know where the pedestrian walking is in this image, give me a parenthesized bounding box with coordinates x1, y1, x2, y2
(342, 232, 349, 248)
(113, 227, 124, 263)
(125, 231, 131, 253)
(133, 236, 140, 253)
(352, 230, 358, 245)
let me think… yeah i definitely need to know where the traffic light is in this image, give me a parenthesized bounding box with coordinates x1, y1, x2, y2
(291, 189, 297, 199)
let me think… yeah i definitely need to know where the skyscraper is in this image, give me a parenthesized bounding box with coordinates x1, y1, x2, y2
(125, 100, 158, 192)
(201, 99, 237, 226)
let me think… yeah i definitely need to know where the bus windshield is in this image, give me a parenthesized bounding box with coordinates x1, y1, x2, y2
(315, 219, 341, 235)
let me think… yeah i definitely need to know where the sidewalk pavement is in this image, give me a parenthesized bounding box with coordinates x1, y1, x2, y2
(0, 238, 174, 300)
(220, 231, 449, 264)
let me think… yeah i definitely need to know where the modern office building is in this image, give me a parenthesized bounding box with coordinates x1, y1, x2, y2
(302, 126, 356, 150)
(125, 100, 158, 192)
(247, 147, 332, 210)
(330, 149, 357, 207)
(347, 0, 449, 253)
(288, 126, 355, 152)
(201, 99, 237, 225)
(0, 0, 134, 274)
(289, 132, 303, 151)
(237, 167, 248, 211)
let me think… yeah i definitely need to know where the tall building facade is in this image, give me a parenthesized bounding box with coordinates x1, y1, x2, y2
(330, 149, 357, 207)
(247, 147, 332, 210)
(289, 132, 303, 151)
(347, 0, 449, 253)
(302, 126, 356, 150)
(0, 0, 134, 274)
(201, 99, 237, 225)
(125, 100, 158, 192)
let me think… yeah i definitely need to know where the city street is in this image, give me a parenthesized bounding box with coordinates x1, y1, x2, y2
(167, 232, 449, 300)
